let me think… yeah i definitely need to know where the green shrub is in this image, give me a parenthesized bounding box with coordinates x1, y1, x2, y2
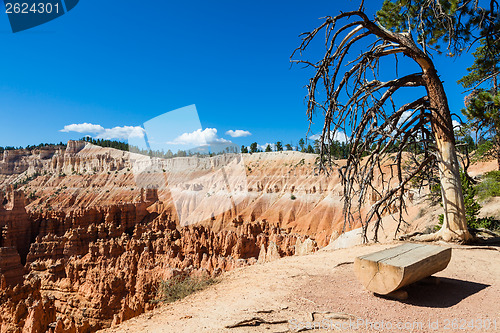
(472, 216, 499, 230)
(435, 171, 496, 230)
(484, 170, 500, 182)
(473, 140, 493, 162)
(462, 173, 482, 225)
(428, 182, 442, 203)
(435, 214, 444, 231)
(476, 178, 500, 200)
(290, 194, 296, 200)
(476, 171, 500, 200)
(154, 275, 217, 304)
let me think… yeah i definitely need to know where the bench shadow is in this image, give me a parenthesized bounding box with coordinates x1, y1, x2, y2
(471, 237, 500, 246)
(399, 277, 490, 308)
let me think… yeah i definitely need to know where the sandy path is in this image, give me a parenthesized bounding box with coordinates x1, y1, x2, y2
(102, 242, 500, 333)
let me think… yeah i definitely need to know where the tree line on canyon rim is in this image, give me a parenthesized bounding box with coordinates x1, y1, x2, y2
(1, 129, 493, 163)
(0, 142, 67, 153)
(0, 127, 495, 169)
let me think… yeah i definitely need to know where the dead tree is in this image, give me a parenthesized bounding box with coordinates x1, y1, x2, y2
(292, 5, 472, 242)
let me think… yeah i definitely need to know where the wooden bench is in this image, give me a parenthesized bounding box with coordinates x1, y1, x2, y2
(354, 243, 451, 296)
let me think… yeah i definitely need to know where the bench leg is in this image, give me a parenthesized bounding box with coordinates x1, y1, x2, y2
(375, 289, 408, 301)
(418, 276, 440, 285)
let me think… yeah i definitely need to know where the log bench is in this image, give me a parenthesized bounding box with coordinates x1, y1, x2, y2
(354, 243, 451, 297)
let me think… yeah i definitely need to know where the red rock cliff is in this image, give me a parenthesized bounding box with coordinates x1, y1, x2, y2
(0, 143, 330, 332)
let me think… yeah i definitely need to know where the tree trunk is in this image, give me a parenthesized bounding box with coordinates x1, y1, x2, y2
(363, 23, 472, 242)
(495, 76, 499, 171)
(366, 23, 473, 242)
(495, 135, 500, 171)
(421, 66, 472, 242)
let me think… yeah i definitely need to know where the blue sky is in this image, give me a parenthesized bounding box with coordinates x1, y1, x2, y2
(0, 0, 476, 150)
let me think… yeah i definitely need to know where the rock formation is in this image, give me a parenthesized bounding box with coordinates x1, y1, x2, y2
(0, 198, 309, 331)
(0, 247, 24, 288)
(0, 185, 31, 262)
(0, 142, 333, 332)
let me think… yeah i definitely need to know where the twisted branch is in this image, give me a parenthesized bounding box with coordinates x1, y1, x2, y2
(292, 10, 440, 241)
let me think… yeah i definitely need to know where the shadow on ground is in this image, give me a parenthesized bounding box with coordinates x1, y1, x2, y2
(400, 277, 490, 308)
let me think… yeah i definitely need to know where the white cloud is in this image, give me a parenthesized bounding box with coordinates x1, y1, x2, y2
(60, 123, 145, 140)
(309, 134, 320, 141)
(452, 120, 461, 129)
(259, 143, 276, 151)
(389, 111, 416, 137)
(60, 123, 104, 133)
(310, 131, 348, 143)
(96, 126, 145, 140)
(399, 110, 413, 126)
(168, 128, 230, 146)
(225, 129, 252, 138)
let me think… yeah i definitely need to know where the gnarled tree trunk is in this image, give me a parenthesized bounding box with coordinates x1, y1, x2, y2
(423, 68, 471, 241)
(368, 22, 472, 242)
(368, 22, 473, 242)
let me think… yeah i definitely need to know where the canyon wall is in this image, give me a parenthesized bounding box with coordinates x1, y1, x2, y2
(1, 142, 345, 332)
(0, 141, 350, 245)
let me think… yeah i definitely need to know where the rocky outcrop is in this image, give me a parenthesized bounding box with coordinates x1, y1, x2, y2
(0, 146, 61, 176)
(0, 149, 31, 175)
(0, 186, 32, 262)
(0, 247, 24, 288)
(0, 141, 129, 179)
(0, 209, 307, 332)
(65, 141, 85, 155)
(294, 237, 317, 256)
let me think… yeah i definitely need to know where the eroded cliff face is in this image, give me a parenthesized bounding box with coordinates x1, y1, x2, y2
(0, 192, 312, 332)
(0, 142, 353, 332)
(1, 141, 350, 245)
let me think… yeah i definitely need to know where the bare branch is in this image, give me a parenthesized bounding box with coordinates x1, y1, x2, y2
(291, 10, 449, 242)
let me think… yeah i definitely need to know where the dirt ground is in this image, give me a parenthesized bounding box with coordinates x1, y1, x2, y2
(101, 241, 500, 333)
